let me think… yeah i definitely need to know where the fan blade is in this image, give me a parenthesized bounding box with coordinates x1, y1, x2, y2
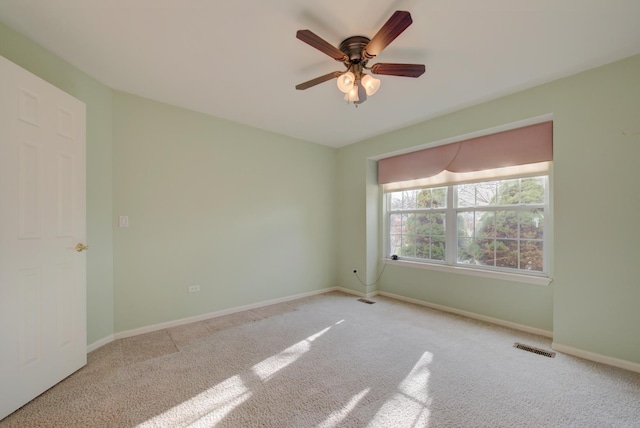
(370, 63, 425, 78)
(296, 71, 343, 90)
(363, 11, 413, 59)
(296, 30, 348, 62)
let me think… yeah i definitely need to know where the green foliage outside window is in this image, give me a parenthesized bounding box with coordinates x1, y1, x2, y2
(396, 188, 446, 261)
(456, 178, 544, 271)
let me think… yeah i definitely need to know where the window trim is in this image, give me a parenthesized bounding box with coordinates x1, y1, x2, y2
(381, 257, 552, 286)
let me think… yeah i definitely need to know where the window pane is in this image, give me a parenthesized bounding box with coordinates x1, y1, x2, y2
(389, 214, 402, 235)
(495, 240, 518, 269)
(475, 182, 498, 206)
(411, 213, 429, 235)
(431, 237, 446, 261)
(520, 209, 544, 239)
(457, 212, 474, 238)
(402, 190, 417, 209)
(432, 187, 447, 208)
(389, 234, 402, 256)
(416, 189, 431, 208)
(496, 180, 520, 205)
(496, 211, 518, 239)
(457, 183, 476, 207)
(415, 237, 430, 259)
(475, 211, 495, 238)
(475, 238, 494, 266)
(458, 238, 494, 266)
(401, 214, 410, 234)
(457, 237, 475, 264)
(415, 214, 431, 236)
(431, 213, 446, 237)
(520, 240, 543, 271)
(390, 192, 403, 210)
(400, 235, 416, 258)
(521, 177, 545, 204)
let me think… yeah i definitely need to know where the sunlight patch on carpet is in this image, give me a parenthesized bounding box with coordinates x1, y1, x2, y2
(317, 389, 371, 428)
(139, 375, 252, 427)
(251, 325, 333, 381)
(371, 351, 433, 426)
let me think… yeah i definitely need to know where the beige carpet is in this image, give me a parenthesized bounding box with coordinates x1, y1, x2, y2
(1, 291, 639, 427)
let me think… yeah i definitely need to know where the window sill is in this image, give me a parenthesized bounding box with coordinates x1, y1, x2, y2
(382, 258, 552, 286)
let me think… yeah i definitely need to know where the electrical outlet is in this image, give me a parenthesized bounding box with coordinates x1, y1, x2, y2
(188, 285, 200, 293)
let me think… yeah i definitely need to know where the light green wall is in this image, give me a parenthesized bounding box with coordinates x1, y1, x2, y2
(337, 54, 640, 364)
(112, 92, 337, 332)
(0, 21, 115, 345)
(551, 56, 640, 362)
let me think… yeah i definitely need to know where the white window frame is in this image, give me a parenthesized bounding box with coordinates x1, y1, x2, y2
(383, 175, 552, 286)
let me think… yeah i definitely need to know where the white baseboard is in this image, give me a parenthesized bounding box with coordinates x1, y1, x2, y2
(112, 287, 338, 341)
(349, 289, 640, 373)
(87, 334, 115, 353)
(377, 290, 554, 338)
(333, 286, 379, 299)
(87, 286, 376, 352)
(552, 342, 640, 374)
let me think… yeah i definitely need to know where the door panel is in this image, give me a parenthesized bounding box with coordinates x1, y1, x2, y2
(0, 55, 87, 420)
(18, 267, 43, 367)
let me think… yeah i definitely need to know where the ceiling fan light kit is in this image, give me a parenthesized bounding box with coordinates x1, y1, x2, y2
(296, 10, 425, 107)
(361, 74, 381, 96)
(337, 71, 356, 93)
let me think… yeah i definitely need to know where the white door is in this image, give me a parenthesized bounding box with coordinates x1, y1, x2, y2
(0, 55, 87, 420)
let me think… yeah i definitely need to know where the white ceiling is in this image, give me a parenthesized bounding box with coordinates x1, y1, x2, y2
(1, 0, 639, 148)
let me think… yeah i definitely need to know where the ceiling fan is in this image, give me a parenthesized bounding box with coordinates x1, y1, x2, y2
(296, 10, 425, 107)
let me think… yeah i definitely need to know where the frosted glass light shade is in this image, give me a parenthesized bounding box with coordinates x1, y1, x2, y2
(344, 85, 359, 102)
(361, 74, 381, 95)
(337, 71, 356, 93)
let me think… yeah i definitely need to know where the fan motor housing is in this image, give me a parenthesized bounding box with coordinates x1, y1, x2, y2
(339, 36, 371, 64)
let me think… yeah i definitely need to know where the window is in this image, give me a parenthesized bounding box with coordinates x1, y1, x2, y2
(378, 120, 553, 281)
(388, 187, 447, 262)
(386, 175, 548, 276)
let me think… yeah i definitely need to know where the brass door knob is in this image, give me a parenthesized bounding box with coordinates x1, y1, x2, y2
(75, 243, 89, 252)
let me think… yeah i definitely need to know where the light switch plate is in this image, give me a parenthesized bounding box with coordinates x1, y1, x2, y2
(119, 215, 129, 228)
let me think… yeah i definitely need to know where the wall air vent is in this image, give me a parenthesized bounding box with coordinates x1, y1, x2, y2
(514, 342, 556, 358)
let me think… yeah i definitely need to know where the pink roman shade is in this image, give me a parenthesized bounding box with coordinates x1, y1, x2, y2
(378, 121, 553, 185)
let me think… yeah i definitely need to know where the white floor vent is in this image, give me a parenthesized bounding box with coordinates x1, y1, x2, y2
(514, 342, 556, 358)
